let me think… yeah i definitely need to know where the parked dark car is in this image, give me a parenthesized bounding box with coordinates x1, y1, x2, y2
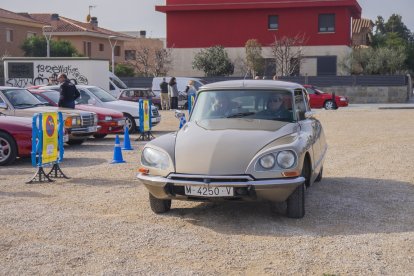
(118, 88, 161, 110)
(303, 85, 349, 110)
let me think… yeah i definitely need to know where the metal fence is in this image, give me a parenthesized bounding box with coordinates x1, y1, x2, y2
(0, 75, 408, 88)
(120, 75, 408, 88)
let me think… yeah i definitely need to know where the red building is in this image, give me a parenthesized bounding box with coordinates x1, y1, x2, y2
(156, 0, 362, 77)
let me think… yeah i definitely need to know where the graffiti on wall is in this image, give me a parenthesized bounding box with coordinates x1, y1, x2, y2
(6, 62, 89, 87)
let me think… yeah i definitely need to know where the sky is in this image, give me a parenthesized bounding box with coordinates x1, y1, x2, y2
(1, 0, 413, 38)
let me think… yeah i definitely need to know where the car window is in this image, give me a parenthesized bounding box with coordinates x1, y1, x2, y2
(306, 87, 317, 94)
(3, 89, 41, 108)
(88, 87, 116, 102)
(76, 90, 91, 104)
(294, 89, 308, 121)
(191, 90, 294, 122)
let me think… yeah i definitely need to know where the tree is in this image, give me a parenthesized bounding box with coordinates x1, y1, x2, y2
(21, 36, 79, 57)
(192, 46, 234, 76)
(245, 39, 264, 78)
(269, 33, 307, 76)
(153, 48, 173, 77)
(115, 63, 135, 77)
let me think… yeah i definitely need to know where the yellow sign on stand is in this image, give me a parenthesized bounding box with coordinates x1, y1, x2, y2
(42, 112, 58, 164)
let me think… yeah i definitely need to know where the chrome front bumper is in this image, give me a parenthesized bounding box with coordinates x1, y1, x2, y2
(137, 173, 305, 202)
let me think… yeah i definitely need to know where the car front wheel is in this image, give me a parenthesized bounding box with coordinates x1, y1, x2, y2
(124, 114, 136, 134)
(149, 193, 171, 214)
(66, 139, 85, 145)
(324, 100, 336, 110)
(0, 132, 17, 166)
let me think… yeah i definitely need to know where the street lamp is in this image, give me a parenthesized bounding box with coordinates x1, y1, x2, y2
(108, 35, 118, 74)
(42, 25, 53, 57)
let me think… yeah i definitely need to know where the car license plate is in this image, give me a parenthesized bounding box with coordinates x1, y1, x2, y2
(184, 186, 233, 197)
(88, 126, 97, 132)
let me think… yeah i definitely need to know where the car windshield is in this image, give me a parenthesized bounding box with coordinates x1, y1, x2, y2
(110, 76, 128, 89)
(190, 90, 294, 122)
(41, 91, 60, 104)
(3, 89, 44, 108)
(88, 87, 116, 102)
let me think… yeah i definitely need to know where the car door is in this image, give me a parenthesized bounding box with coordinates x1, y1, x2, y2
(294, 89, 321, 173)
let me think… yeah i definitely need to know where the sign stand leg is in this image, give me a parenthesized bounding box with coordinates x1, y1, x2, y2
(136, 131, 155, 141)
(47, 163, 70, 179)
(26, 167, 54, 184)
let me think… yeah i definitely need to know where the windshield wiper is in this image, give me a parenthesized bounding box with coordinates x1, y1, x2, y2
(31, 103, 46, 107)
(13, 104, 33, 109)
(226, 112, 256, 118)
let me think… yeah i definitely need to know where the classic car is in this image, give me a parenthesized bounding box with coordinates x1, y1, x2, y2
(137, 80, 327, 218)
(38, 85, 161, 133)
(30, 89, 125, 139)
(118, 88, 161, 110)
(0, 115, 68, 166)
(0, 87, 98, 145)
(303, 84, 349, 110)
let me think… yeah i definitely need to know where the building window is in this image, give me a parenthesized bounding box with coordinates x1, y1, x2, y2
(83, 41, 92, 57)
(6, 29, 14, 42)
(125, 50, 136, 60)
(114, 46, 121, 57)
(268, 15, 279, 30)
(317, 56, 337, 76)
(27, 32, 36, 38)
(99, 43, 104, 51)
(319, 14, 335, 32)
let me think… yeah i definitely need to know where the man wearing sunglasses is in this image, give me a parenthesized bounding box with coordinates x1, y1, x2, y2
(259, 94, 292, 120)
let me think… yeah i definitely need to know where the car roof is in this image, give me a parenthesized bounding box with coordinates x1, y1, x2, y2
(200, 80, 304, 91)
(0, 86, 29, 90)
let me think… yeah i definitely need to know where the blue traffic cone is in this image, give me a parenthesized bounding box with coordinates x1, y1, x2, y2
(122, 126, 133, 150)
(111, 135, 126, 164)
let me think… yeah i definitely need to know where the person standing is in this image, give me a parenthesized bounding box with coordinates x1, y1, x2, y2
(57, 73, 80, 108)
(159, 77, 170, 110)
(168, 77, 179, 109)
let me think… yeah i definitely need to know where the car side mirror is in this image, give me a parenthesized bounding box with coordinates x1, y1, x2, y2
(0, 102, 7, 109)
(174, 110, 185, 119)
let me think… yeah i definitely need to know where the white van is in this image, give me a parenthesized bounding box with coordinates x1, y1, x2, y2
(152, 77, 207, 108)
(108, 71, 129, 98)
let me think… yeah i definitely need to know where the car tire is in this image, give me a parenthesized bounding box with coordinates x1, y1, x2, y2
(315, 166, 323, 182)
(124, 113, 136, 134)
(0, 132, 17, 166)
(93, 133, 107, 139)
(149, 193, 171, 214)
(324, 100, 335, 110)
(66, 139, 85, 145)
(286, 160, 309, 218)
(286, 183, 305, 219)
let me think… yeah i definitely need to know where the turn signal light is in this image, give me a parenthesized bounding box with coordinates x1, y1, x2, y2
(64, 118, 72, 127)
(282, 171, 300, 177)
(138, 167, 149, 174)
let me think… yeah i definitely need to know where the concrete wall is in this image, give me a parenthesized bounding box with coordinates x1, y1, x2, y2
(319, 86, 409, 103)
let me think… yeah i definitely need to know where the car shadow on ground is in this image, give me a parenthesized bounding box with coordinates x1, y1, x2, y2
(66, 177, 136, 187)
(165, 177, 414, 237)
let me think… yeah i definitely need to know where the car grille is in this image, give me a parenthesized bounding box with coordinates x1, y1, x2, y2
(81, 114, 95, 127)
(168, 174, 253, 183)
(152, 108, 159, 117)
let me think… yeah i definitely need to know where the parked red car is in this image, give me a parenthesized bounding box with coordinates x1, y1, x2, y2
(30, 89, 125, 139)
(303, 85, 349, 110)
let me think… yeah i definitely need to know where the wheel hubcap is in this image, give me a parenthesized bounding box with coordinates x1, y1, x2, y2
(0, 138, 11, 162)
(125, 118, 132, 130)
(325, 102, 334, 109)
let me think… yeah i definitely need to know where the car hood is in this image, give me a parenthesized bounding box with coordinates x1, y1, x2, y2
(0, 115, 32, 130)
(76, 105, 123, 118)
(174, 119, 298, 175)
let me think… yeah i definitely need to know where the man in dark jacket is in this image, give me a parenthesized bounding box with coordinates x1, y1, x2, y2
(57, 73, 80, 108)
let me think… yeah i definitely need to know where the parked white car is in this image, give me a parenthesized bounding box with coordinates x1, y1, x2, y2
(39, 85, 161, 133)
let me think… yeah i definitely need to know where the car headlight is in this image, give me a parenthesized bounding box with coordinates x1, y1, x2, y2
(141, 147, 170, 170)
(94, 114, 98, 122)
(276, 151, 296, 169)
(259, 154, 275, 169)
(104, 115, 113, 121)
(72, 117, 81, 126)
(340, 97, 347, 101)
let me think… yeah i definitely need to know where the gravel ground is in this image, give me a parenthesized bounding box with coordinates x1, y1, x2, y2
(1, 108, 413, 275)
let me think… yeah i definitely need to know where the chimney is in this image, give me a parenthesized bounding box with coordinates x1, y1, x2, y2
(139, 30, 146, 38)
(90, 17, 98, 28)
(51, 13, 59, 21)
